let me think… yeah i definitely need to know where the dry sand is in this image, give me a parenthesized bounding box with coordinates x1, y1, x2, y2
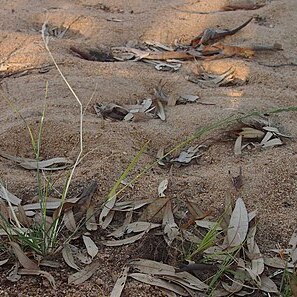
(0, 0, 296, 296)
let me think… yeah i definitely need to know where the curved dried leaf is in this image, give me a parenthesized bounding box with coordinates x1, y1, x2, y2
(129, 259, 208, 291)
(63, 210, 77, 232)
(82, 235, 98, 259)
(162, 200, 179, 246)
(9, 242, 38, 270)
(86, 205, 98, 231)
(20, 157, 73, 170)
(129, 259, 175, 275)
(18, 269, 56, 289)
(195, 220, 222, 230)
(110, 266, 129, 297)
(102, 231, 147, 246)
(227, 198, 248, 247)
(156, 99, 166, 121)
(126, 222, 160, 234)
(113, 199, 154, 212)
(246, 226, 264, 276)
(234, 135, 242, 156)
(68, 261, 100, 285)
(129, 273, 188, 296)
(62, 244, 80, 271)
(264, 257, 294, 269)
(0, 185, 22, 205)
(261, 138, 282, 148)
(158, 179, 168, 197)
(259, 275, 278, 293)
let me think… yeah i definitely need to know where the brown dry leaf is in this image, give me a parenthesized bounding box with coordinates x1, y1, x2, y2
(246, 226, 264, 276)
(112, 199, 154, 212)
(82, 235, 98, 259)
(18, 268, 56, 289)
(162, 200, 179, 246)
(129, 273, 188, 296)
(171, 145, 204, 165)
(99, 196, 116, 229)
(39, 260, 61, 268)
(108, 211, 133, 238)
(158, 179, 169, 197)
(129, 258, 175, 274)
(0, 184, 22, 205)
(234, 135, 242, 156)
(140, 197, 169, 222)
(62, 244, 80, 271)
(110, 266, 129, 297)
(86, 205, 98, 231)
(9, 242, 38, 270)
(261, 137, 283, 148)
(227, 198, 248, 247)
(0, 151, 73, 171)
(16, 205, 32, 227)
(155, 99, 166, 121)
(195, 220, 222, 230)
(264, 257, 294, 269)
(68, 261, 100, 285)
(126, 221, 161, 234)
(130, 258, 209, 291)
(63, 210, 77, 232)
(259, 275, 278, 293)
(102, 231, 147, 246)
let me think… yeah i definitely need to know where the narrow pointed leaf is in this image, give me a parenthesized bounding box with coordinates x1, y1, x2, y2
(82, 235, 98, 259)
(227, 198, 248, 247)
(68, 261, 100, 285)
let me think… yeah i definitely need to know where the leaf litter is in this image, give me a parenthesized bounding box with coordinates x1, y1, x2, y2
(231, 116, 292, 155)
(70, 16, 282, 73)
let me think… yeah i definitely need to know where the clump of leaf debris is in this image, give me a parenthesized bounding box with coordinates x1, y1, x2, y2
(230, 116, 292, 155)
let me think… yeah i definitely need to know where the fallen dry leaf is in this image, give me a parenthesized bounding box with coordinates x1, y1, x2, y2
(227, 198, 248, 247)
(158, 179, 169, 197)
(62, 244, 80, 271)
(259, 275, 278, 293)
(129, 273, 188, 296)
(68, 261, 100, 285)
(82, 235, 98, 259)
(162, 200, 179, 246)
(110, 266, 129, 297)
(0, 184, 22, 205)
(18, 269, 56, 289)
(102, 231, 147, 246)
(9, 242, 38, 270)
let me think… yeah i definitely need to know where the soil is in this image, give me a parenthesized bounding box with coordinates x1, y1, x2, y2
(0, 0, 296, 296)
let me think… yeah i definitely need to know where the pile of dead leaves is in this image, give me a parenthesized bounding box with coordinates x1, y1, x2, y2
(231, 116, 292, 155)
(94, 81, 202, 122)
(108, 195, 297, 296)
(70, 17, 282, 72)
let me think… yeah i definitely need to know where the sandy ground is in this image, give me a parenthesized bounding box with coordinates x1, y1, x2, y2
(0, 0, 296, 296)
